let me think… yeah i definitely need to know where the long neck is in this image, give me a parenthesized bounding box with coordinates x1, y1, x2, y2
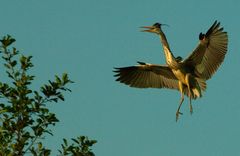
(158, 29, 177, 67)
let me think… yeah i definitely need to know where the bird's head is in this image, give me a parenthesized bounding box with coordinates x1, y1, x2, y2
(141, 23, 169, 34)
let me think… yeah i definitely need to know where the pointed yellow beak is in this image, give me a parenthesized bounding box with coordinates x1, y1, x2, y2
(140, 26, 155, 32)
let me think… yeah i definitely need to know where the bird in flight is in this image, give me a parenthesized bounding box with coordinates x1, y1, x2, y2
(114, 21, 228, 121)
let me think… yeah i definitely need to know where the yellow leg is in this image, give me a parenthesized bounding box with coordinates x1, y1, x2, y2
(186, 74, 193, 115)
(189, 91, 193, 115)
(176, 81, 184, 122)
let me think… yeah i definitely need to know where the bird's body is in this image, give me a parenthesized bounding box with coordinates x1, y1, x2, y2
(114, 21, 228, 121)
(173, 68, 191, 86)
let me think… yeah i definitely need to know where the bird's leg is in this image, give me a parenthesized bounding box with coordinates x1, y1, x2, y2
(189, 91, 193, 115)
(186, 74, 193, 115)
(176, 82, 184, 121)
(176, 94, 184, 121)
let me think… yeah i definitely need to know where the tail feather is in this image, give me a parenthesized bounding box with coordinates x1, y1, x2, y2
(192, 88, 201, 99)
(192, 78, 207, 99)
(185, 78, 206, 99)
(196, 78, 207, 91)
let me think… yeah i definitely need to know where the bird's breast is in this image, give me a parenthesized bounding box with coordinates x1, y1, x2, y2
(172, 69, 187, 84)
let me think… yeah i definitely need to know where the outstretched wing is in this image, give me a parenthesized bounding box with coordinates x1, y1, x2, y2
(114, 62, 179, 90)
(183, 21, 228, 80)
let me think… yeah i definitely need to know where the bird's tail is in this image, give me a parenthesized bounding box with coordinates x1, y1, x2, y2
(196, 78, 207, 91)
(191, 78, 206, 99)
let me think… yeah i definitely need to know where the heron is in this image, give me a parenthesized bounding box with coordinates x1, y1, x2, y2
(114, 21, 228, 121)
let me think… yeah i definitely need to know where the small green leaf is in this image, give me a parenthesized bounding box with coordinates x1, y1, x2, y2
(0, 109, 7, 114)
(63, 138, 68, 146)
(58, 94, 65, 101)
(4, 63, 11, 69)
(55, 75, 61, 84)
(62, 73, 68, 82)
(38, 142, 43, 149)
(10, 60, 17, 67)
(72, 138, 79, 144)
(0, 35, 16, 47)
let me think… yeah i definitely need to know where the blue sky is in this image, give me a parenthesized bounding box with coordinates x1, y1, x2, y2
(1, 0, 240, 155)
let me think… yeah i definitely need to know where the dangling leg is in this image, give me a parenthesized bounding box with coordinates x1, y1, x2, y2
(176, 81, 184, 122)
(189, 90, 193, 115)
(186, 74, 193, 114)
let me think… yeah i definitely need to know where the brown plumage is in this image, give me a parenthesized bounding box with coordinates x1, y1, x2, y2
(114, 21, 228, 121)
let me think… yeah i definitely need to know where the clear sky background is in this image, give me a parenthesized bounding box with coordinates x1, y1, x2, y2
(1, 0, 240, 155)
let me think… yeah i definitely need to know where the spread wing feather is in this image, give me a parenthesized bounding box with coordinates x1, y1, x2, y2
(114, 62, 180, 90)
(183, 21, 228, 80)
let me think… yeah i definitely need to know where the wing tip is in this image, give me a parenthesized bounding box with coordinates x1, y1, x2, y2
(137, 61, 147, 65)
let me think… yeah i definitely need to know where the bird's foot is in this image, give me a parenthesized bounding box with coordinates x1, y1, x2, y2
(189, 104, 193, 115)
(176, 111, 183, 122)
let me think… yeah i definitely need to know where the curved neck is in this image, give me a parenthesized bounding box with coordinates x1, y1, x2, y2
(158, 29, 177, 67)
(158, 29, 171, 50)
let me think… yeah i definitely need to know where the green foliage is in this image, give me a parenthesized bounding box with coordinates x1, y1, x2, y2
(58, 136, 97, 156)
(0, 35, 96, 155)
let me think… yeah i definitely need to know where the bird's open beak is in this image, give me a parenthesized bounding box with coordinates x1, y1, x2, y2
(140, 26, 155, 33)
